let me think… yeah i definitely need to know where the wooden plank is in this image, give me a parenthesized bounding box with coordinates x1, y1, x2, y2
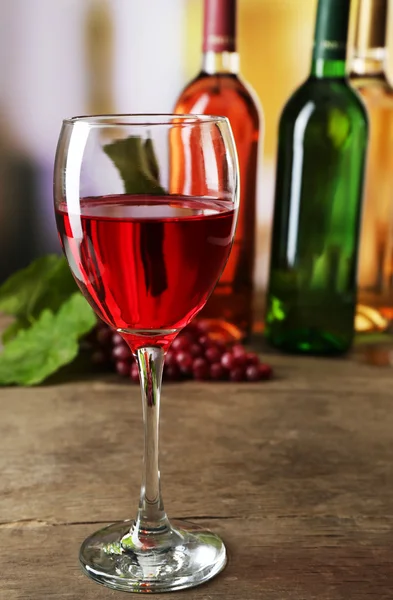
(1, 353, 393, 598)
(1, 355, 393, 524)
(1, 518, 392, 599)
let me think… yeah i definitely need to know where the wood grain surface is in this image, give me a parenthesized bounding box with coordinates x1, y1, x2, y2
(1, 352, 393, 599)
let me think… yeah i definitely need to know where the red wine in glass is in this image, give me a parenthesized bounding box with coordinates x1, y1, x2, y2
(56, 194, 236, 348)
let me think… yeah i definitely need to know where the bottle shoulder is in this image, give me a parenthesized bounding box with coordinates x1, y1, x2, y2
(280, 76, 368, 129)
(174, 72, 260, 125)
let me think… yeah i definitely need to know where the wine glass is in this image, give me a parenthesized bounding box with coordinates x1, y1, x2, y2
(53, 114, 239, 593)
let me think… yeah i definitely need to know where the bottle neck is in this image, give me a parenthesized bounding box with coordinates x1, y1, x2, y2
(311, 0, 350, 79)
(202, 51, 239, 75)
(351, 0, 388, 77)
(202, 0, 237, 74)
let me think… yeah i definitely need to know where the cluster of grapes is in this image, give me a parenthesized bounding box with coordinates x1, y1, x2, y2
(89, 321, 273, 383)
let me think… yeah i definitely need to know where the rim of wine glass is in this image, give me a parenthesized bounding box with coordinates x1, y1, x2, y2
(62, 114, 229, 127)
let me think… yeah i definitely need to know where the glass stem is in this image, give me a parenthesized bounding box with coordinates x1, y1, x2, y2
(128, 346, 171, 549)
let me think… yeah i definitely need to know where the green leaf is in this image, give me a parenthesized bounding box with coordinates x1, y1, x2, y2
(0, 254, 77, 321)
(103, 136, 166, 195)
(0, 136, 166, 386)
(0, 293, 96, 386)
(2, 319, 28, 344)
(144, 137, 160, 181)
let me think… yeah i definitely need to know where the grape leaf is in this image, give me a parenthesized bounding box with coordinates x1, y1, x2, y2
(0, 254, 77, 322)
(0, 293, 96, 386)
(2, 319, 28, 344)
(144, 137, 160, 182)
(103, 136, 165, 195)
(0, 136, 166, 385)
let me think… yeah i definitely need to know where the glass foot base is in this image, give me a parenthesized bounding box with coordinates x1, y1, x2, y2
(79, 519, 227, 593)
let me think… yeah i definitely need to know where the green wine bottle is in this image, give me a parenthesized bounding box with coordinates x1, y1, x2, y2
(265, 0, 368, 355)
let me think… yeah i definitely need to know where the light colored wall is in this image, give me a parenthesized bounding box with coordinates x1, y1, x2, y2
(0, 0, 392, 281)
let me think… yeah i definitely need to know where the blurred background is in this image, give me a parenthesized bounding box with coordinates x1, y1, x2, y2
(1, 0, 392, 286)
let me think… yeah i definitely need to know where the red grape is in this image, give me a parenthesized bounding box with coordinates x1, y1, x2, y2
(259, 363, 273, 380)
(183, 332, 199, 345)
(190, 343, 203, 358)
(195, 320, 211, 335)
(221, 352, 235, 371)
(198, 335, 214, 348)
(176, 351, 193, 374)
(210, 362, 226, 381)
(112, 344, 132, 361)
(245, 364, 260, 382)
(116, 360, 131, 377)
(232, 344, 247, 366)
(205, 345, 222, 363)
(232, 344, 245, 356)
(107, 317, 273, 384)
(130, 363, 140, 383)
(246, 352, 260, 366)
(229, 366, 246, 382)
(112, 332, 124, 346)
(192, 357, 210, 380)
(234, 355, 248, 367)
(214, 338, 226, 351)
(172, 336, 190, 352)
(165, 350, 177, 367)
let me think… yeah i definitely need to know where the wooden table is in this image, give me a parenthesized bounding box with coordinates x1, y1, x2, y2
(1, 350, 393, 599)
